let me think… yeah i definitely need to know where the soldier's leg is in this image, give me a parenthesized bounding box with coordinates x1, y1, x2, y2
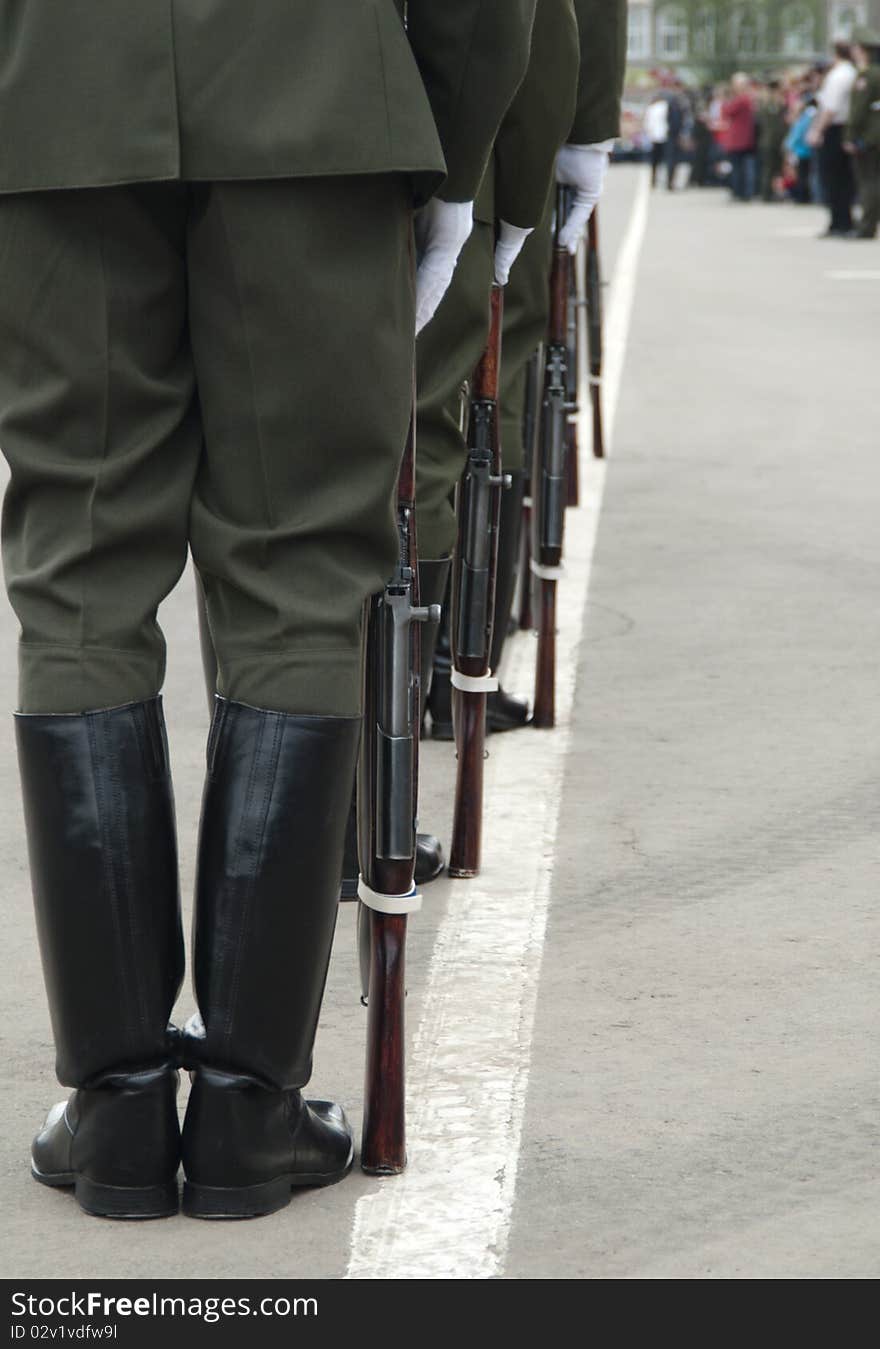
(760, 155, 774, 202)
(499, 191, 554, 483)
(866, 150, 880, 237)
(0, 186, 194, 1217)
(415, 219, 495, 743)
(490, 191, 555, 727)
(416, 219, 495, 564)
(181, 175, 414, 1217)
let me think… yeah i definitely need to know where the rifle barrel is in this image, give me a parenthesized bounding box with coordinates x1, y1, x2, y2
(448, 286, 505, 878)
(531, 190, 571, 728)
(359, 415, 433, 1174)
(586, 209, 605, 460)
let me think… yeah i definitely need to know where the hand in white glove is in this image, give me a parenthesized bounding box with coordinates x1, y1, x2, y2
(414, 199, 474, 335)
(556, 142, 612, 255)
(494, 220, 533, 285)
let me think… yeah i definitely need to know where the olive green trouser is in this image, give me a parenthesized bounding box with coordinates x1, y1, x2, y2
(855, 148, 880, 237)
(415, 220, 495, 561)
(497, 187, 555, 481)
(0, 176, 414, 715)
(760, 146, 784, 201)
(415, 188, 554, 559)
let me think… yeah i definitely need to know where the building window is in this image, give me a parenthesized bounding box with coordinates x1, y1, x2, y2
(656, 4, 689, 60)
(627, 4, 652, 61)
(693, 6, 717, 57)
(729, 4, 768, 57)
(829, 3, 867, 39)
(780, 3, 816, 55)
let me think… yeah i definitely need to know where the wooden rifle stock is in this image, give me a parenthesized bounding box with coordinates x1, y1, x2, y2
(358, 417, 438, 1174)
(586, 208, 605, 460)
(448, 285, 506, 878)
(532, 188, 570, 730)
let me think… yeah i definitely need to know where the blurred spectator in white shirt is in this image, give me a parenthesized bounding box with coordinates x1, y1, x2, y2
(644, 94, 670, 189)
(809, 43, 858, 233)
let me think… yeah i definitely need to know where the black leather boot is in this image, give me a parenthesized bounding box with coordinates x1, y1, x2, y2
(486, 685, 531, 732)
(414, 558, 451, 880)
(414, 830, 445, 886)
(425, 566, 454, 741)
(417, 559, 451, 729)
(487, 469, 530, 733)
(15, 699, 184, 1218)
(31, 1066, 181, 1219)
(182, 697, 360, 1218)
(339, 788, 361, 900)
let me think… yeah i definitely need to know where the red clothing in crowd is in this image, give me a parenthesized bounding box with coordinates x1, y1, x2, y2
(720, 94, 756, 152)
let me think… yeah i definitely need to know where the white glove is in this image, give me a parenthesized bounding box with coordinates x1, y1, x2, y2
(414, 199, 474, 335)
(556, 142, 613, 255)
(494, 220, 533, 285)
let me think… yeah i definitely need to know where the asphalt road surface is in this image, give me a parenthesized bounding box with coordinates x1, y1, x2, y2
(1, 167, 878, 1280)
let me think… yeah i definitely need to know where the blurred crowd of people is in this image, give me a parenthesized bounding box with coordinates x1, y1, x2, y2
(639, 27, 880, 241)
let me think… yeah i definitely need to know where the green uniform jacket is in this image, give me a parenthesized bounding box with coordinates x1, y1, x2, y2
(0, 0, 533, 203)
(477, 0, 626, 227)
(847, 64, 880, 149)
(571, 0, 628, 144)
(756, 104, 788, 153)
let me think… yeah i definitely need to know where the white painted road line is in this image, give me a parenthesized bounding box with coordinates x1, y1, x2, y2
(774, 226, 822, 239)
(345, 170, 652, 1281)
(825, 270, 880, 281)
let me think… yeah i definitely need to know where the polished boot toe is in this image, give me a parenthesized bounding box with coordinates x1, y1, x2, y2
(414, 832, 445, 885)
(31, 1066, 180, 1219)
(290, 1100, 354, 1181)
(487, 686, 531, 733)
(182, 1069, 354, 1219)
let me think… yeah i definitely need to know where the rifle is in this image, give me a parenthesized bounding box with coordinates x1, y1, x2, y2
(357, 416, 439, 1174)
(586, 208, 605, 460)
(448, 284, 507, 878)
(563, 188, 581, 507)
(532, 186, 570, 731)
(517, 345, 542, 633)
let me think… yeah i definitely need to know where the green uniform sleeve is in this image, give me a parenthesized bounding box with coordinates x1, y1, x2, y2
(570, 0, 627, 144)
(494, 0, 580, 228)
(407, 0, 536, 202)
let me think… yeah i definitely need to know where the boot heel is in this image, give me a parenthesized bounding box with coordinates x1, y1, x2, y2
(183, 1176, 292, 1220)
(74, 1176, 178, 1220)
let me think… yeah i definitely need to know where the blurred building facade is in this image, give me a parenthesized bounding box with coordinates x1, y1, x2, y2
(626, 1, 880, 70)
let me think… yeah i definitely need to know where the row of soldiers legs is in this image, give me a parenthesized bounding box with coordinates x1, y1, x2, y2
(1, 1, 626, 1224)
(5, 174, 595, 1221)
